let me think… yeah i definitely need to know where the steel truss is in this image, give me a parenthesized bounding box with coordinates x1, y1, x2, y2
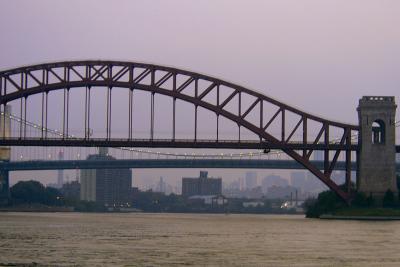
(0, 61, 359, 201)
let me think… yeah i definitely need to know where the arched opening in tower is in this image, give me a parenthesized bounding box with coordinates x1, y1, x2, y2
(372, 120, 385, 144)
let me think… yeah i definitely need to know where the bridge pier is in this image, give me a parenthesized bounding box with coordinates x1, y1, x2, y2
(357, 96, 397, 199)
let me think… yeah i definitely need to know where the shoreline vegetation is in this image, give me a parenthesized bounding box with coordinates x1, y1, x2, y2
(304, 177, 400, 220)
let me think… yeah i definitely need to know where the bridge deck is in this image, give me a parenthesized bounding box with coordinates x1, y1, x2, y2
(0, 159, 361, 171)
(0, 138, 359, 150)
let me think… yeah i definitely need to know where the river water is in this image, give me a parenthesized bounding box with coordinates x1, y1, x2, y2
(0, 212, 400, 266)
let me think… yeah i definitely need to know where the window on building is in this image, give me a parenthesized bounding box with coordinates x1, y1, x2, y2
(372, 120, 385, 144)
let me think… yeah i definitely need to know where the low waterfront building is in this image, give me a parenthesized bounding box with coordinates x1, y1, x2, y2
(243, 201, 265, 208)
(262, 174, 288, 193)
(188, 195, 228, 206)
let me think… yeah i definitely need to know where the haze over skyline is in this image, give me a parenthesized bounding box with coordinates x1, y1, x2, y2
(1, 0, 399, 187)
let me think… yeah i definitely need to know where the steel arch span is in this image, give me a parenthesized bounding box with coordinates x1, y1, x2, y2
(0, 60, 359, 201)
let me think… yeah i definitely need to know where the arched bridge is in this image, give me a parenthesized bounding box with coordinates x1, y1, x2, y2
(0, 61, 360, 201)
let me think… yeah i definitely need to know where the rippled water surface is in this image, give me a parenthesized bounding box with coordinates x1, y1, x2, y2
(1, 212, 400, 266)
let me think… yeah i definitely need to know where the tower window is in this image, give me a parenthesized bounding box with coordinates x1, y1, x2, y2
(372, 120, 385, 144)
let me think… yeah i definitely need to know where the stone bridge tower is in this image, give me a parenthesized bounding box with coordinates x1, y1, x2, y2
(357, 96, 397, 198)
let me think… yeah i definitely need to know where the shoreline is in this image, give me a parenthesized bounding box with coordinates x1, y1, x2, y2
(320, 214, 400, 221)
(0, 206, 75, 212)
(0, 207, 304, 215)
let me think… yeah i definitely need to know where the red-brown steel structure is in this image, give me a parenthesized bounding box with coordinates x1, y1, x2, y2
(0, 61, 359, 201)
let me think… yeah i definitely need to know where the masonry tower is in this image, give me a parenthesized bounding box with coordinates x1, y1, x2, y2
(357, 96, 397, 197)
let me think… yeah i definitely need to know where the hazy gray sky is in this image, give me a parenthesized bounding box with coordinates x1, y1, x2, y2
(1, 0, 399, 186)
(2, 0, 399, 122)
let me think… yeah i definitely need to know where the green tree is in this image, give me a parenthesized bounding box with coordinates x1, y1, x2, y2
(44, 187, 63, 206)
(11, 180, 46, 204)
(397, 174, 400, 201)
(383, 189, 395, 208)
(366, 193, 375, 207)
(304, 190, 347, 218)
(10, 180, 63, 206)
(352, 192, 368, 207)
(397, 174, 400, 191)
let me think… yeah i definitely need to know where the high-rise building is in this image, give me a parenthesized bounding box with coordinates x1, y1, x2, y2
(245, 172, 257, 189)
(227, 178, 241, 191)
(182, 171, 222, 197)
(155, 177, 166, 193)
(80, 148, 132, 207)
(262, 174, 288, 193)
